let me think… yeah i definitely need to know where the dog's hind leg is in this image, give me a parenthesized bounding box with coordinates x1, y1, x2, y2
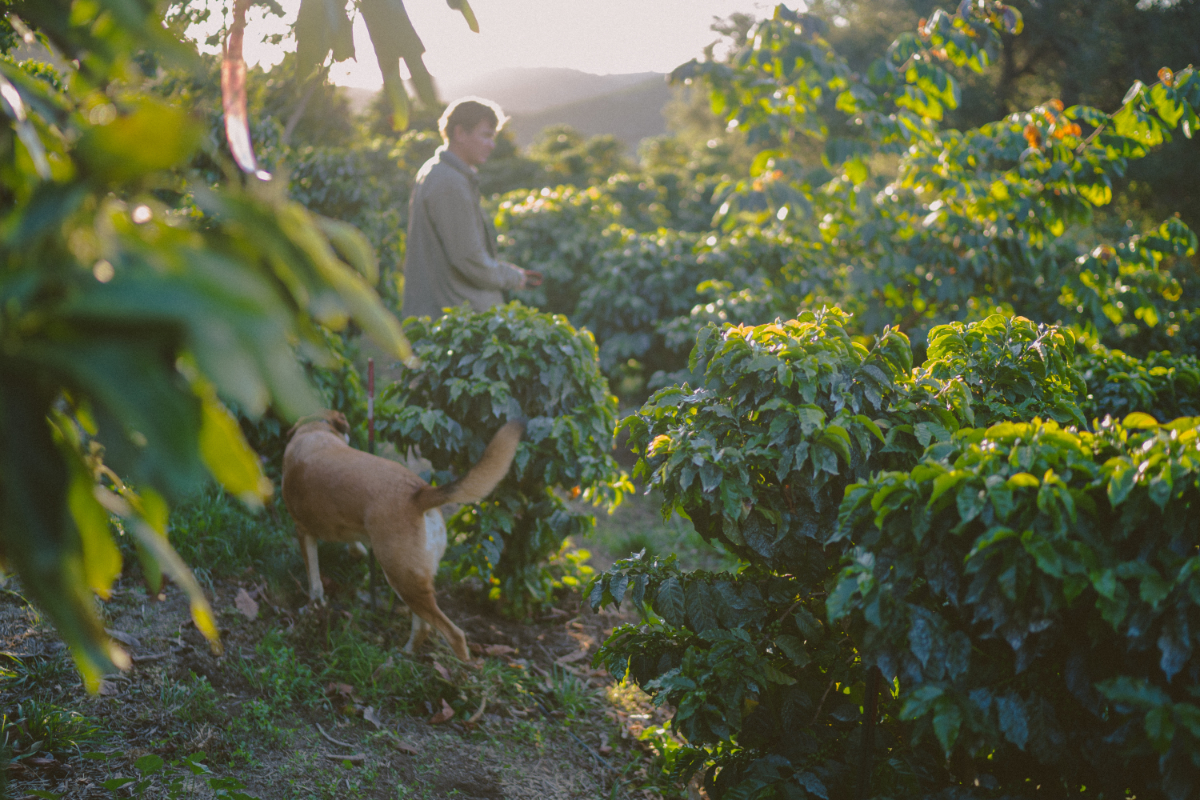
(298, 527, 324, 605)
(398, 587, 469, 661)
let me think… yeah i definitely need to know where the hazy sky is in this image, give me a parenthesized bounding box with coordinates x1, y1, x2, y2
(212, 0, 772, 91)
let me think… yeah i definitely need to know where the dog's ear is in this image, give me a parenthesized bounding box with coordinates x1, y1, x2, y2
(329, 411, 350, 435)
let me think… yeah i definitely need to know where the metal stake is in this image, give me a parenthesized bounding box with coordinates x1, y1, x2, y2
(367, 358, 378, 610)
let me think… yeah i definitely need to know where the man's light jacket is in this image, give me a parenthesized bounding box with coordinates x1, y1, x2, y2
(401, 147, 523, 320)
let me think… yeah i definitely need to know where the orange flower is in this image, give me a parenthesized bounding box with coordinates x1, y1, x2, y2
(1023, 124, 1041, 148)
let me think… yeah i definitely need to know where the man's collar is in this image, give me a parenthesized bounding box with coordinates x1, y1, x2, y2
(437, 146, 478, 181)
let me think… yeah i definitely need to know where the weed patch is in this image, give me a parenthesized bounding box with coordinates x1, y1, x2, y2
(0, 698, 98, 758)
(237, 630, 322, 711)
(167, 488, 300, 592)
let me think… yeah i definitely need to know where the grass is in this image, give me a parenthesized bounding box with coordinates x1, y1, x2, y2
(542, 665, 599, 720)
(587, 489, 738, 573)
(1, 698, 98, 757)
(237, 629, 323, 711)
(321, 617, 444, 713)
(0, 651, 74, 696)
(2, 480, 733, 799)
(157, 672, 219, 724)
(166, 486, 302, 594)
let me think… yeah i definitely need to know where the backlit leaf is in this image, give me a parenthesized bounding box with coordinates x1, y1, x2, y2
(198, 393, 272, 507)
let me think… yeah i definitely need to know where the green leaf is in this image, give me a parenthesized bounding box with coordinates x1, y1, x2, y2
(1107, 464, 1136, 507)
(844, 157, 868, 185)
(316, 215, 379, 284)
(1078, 182, 1113, 206)
(359, 0, 436, 126)
(198, 393, 272, 508)
(0, 71, 51, 179)
(1022, 531, 1064, 578)
(932, 700, 964, 754)
(775, 634, 810, 667)
(899, 684, 944, 720)
(826, 575, 861, 622)
(1145, 706, 1175, 753)
(762, 662, 797, 685)
(956, 484, 987, 523)
(62, 445, 122, 600)
(793, 607, 823, 641)
(686, 580, 719, 632)
(1006, 472, 1040, 488)
(609, 573, 629, 605)
(967, 526, 1016, 561)
(135, 754, 165, 774)
(995, 693, 1029, 750)
(77, 100, 202, 184)
(1122, 412, 1159, 429)
(929, 470, 965, 506)
(296, 0, 337, 77)
(654, 577, 686, 626)
(0, 378, 124, 692)
(277, 203, 411, 364)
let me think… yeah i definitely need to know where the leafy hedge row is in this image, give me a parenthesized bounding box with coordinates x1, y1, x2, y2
(380, 303, 630, 613)
(836, 416, 1200, 798)
(496, 186, 818, 399)
(1078, 344, 1200, 424)
(589, 309, 1200, 798)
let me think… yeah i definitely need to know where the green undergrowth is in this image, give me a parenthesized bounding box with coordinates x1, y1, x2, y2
(164, 486, 300, 594)
(4, 457, 724, 798)
(588, 489, 738, 573)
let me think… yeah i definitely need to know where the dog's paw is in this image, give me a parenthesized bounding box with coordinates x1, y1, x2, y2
(300, 595, 327, 614)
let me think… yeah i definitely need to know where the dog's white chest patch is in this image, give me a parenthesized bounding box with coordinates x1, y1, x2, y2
(423, 509, 447, 559)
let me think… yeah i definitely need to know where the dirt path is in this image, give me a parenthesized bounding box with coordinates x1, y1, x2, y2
(1, 574, 681, 800)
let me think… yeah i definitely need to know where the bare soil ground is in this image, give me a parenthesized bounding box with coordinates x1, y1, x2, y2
(0, 572, 680, 800)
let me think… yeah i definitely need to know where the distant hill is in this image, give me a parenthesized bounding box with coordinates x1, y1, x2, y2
(338, 67, 672, 151)
(506, 77, 671, 149)
(438, 67, 664, 114)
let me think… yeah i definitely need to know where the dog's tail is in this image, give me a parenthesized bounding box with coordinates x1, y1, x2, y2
(414, 420, 526, 512)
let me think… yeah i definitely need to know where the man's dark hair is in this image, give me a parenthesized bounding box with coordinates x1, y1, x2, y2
(439, 97, 506, 141)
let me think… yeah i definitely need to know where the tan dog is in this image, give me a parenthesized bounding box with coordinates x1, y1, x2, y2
(281, 410, 523, 661)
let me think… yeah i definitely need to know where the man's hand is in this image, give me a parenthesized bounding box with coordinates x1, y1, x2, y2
(519, 269, 543, 289)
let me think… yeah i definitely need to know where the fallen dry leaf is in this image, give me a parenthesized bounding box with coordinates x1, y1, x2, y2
(105, 628, 141, 648)
(483, 644, 516, 657)
(389, 738, 418, 755)
(555, 649, 589, 666)
(234, 588, 259, 621)
(428, 698, 455, 724)
(431, 659, 452, 682)
(362, 706, 383, 729)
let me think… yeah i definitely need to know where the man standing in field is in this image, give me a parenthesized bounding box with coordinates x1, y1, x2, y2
(401, 97, 541, 320)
